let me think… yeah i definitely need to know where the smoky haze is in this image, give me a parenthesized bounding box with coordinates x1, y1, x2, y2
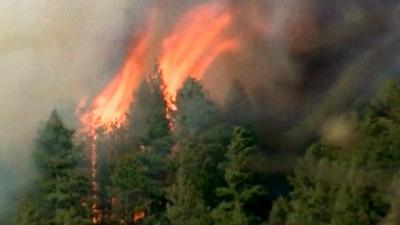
(205, 0, 400, 146)
(0, 0, 399, 221)
(0, 0, 152, 220)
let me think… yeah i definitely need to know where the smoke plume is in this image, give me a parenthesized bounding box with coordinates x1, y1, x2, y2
(0, 0, 151, 220)
(0, 0, 399, 220)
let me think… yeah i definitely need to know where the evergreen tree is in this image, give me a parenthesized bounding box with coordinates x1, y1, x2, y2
(268, 79, 400, 225)
(224, 80, 253, 128)
(166, 169, 212, 225)
(331, 183, 386, 225)
(112, 152, 166, 225)
(15, 110, 90, 225)
(14, 196, 46, 225)
(174, 78, 219, 138)
(127, 66, 172, 155)
(382, 174, 400, 225)
(212, 127, 265, 225)
(174, 126, 231, 202)
(167, 79, 231, 224)
(268, 197, 290, 225)
(171, 78, 230, 204)
(112, 67, 172, 225)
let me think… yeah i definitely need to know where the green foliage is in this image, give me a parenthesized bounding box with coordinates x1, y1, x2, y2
(212, 127, 265, 225)
(331, 184, 387, 225)
(173, 126, 231, 204)
(166, 169, 213, 225)
(268, 197, 290, 225)
(15, 111, 90, 225)
(175, 78, 219, 138)
(376, 79, 400, 121)
(166, 126, 231, 225)
(224, 80, 253, 128)
(166, 80, 232, 225)
(268, 79, 400, 225)
(112, 151, 166, 224)
(127, 67, 172, 155)
(14, 74, 400, 225)
(14, 196, 47, 225)
(111, 68, 172, 225)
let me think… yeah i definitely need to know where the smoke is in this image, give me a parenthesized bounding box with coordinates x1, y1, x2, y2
(0, 0, 399, 220)
(204, 0, 400, 145)
(0, 0, 152, 221)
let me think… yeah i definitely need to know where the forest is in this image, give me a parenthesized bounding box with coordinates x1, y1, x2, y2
(0, 1, 399, 225)
(4, 70, 400, 225)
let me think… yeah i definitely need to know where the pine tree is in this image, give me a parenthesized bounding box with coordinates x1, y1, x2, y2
(15, 110, 90, 225)
(268, 197, 290, 225)
(167, 79, 231, 224)
(14, 196, 46, 225)
(170, 78, 230, 206)
(127, 66, 172, 156)
(224, 80, 253, 128)
(212, 127, 265, 225)
(112, 67, 172, 225)
(268, 79, 400, 225)
(175, 126, 231, 201)
(39, 111, 90, 225)
(331, 183, 386, 225)
(376, 79, 400, 122)
(166, 169, 212, 225)
(382, 174, 400, 225)
(174, 78, 219, 138)
(112, 152, 165, 225)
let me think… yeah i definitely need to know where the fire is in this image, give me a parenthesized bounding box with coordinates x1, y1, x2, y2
(159, 2, 239, 103)
(80, 1, 239, 131)
(78, 15, 154, 225)
(80, 32, 151, 133)
(133, 210, 146, 222)
(78, 2, 240, 223)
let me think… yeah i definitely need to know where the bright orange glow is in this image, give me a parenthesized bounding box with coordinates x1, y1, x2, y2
(79, 13, 155, 225)
(159, 2, 239, 102)
(80, 31, 151, 133)
(133, 210, 146, 222)
(80, 2, 239, 132)
(78, 3, 240, 224)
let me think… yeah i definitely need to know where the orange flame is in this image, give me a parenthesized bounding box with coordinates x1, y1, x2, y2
(133, 210, 146, 222)
(159, 2, 239, 102)
(79, 14, 155, 225)
(79, 3, 240, 224)
(80, 2, 239, 132)
(80, 31, 151, 133)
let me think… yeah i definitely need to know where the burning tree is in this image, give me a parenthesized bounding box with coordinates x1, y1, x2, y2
(111, 68, 172, 225)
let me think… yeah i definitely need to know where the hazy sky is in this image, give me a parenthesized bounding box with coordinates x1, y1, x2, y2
(0, 2, 399, 221)
(0, 1, 151, 157)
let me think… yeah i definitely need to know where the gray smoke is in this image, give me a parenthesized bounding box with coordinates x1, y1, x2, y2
(0, 0, 151, 221)
(0, 0, 399, 221)
(204, 0, 400, 146)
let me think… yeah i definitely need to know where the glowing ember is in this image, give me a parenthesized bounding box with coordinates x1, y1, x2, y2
(159, 1, 239, 103)
(133, 210, 146, 222)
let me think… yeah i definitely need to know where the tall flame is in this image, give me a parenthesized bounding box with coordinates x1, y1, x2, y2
(80, 33, 150, 132)
(80, 1, 239, 131)
(159, 2, 239, 101)
(79, 14, 154, 225)
(79, 2, 240, 224)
